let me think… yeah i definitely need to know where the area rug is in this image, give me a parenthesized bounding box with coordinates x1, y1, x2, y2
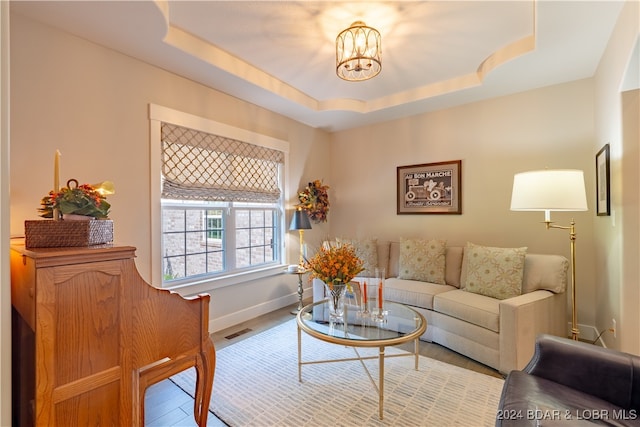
(171, 319, 504, 426)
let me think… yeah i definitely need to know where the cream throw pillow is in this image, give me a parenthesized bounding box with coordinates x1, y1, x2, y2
(398, 238, 446, 284)
(336, 237, 378, 277)
(462, 242, 527, 300)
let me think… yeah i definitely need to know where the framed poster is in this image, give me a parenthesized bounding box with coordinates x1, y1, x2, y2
(397, 160, 462, 214)
(596, 143, 610, 216)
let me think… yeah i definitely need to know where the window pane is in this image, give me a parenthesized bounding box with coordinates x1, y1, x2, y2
(251, 246, 265, 264)
(236, 228, 250, 248)
(236, 210, 250, 228)
(207, 250, 224, 273)
(252, 227, 265, 245)
(186, 210, 202, 231)
(236, 247, 250, 268)
(163, 209, 185, 232)
(164, 233, 185, 257)
(164, 255, 185, 280)
(185, 231, 206, 254)
(250, 210, 265, 228)
(206, 209, 224, 240)
(186, 253, 207, 276)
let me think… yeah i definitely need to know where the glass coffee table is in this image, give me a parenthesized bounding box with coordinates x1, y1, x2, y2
(296, 300, 426, 420)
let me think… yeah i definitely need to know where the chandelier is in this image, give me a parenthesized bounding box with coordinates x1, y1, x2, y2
(336, 21, 382, 82)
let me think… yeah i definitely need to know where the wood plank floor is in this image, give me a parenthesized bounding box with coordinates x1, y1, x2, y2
(144, 300, 504, 426)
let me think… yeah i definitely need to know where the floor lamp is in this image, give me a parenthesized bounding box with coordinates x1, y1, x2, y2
(510, 170, 588, 340)
(289, 207, 312, 268)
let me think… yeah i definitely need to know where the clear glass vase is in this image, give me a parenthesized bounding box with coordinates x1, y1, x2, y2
(325, 282, 346, 321)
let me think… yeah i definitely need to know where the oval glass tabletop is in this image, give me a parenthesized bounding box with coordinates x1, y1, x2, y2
(297, 300, 426, 347)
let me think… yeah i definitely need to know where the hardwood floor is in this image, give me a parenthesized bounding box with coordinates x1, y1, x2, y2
(144, 300, 503, 426)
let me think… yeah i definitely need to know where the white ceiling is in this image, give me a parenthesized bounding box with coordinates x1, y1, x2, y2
(11, 1, 625, 132)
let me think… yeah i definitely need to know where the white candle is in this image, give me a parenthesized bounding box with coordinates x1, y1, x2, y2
(53, 150, 61, 220)
(54, 150, 61, 192)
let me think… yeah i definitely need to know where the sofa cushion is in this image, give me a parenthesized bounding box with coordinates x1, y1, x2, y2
(385, 277, 456, 310)
(461, 242, 527, 300)
(433, 289, 500, 332)
(389, 241, 400, 277)
(376, 240, 391, 277)
(445, 246, 463, 288)
(522, 253, 569, 294)
(390, 242, 463, 288)
(337, 237, 379, 277)
(397, 238, 447, 284)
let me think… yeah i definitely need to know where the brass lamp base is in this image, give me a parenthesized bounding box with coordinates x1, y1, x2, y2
(545, 218, 579, 340)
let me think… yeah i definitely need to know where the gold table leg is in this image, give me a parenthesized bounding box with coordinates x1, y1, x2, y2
(297, 324, 302, 382)
(379, 346, 385, 420)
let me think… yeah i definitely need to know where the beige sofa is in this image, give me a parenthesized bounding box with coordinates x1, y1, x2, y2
(312, 240, 569, 375)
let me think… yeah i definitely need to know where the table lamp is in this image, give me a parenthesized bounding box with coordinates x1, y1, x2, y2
(289, 207, 312, 268)
(510, 169, 588, 340)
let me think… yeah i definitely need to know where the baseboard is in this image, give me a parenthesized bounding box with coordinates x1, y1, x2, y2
(208, 286, 311, 333)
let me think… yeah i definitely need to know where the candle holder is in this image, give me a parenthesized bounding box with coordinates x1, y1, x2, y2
(359, 277, 371, 318)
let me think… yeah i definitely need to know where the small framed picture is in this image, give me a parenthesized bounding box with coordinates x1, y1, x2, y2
(397, 160, 462, 214)
(596, 144, 610, 216)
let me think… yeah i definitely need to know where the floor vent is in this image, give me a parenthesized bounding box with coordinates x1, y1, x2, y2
(225, 328, 252, 340)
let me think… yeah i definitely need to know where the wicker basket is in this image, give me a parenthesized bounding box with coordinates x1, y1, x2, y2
(25, 219, 114, 248)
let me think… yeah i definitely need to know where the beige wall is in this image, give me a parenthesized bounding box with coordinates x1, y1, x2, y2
(6, 1, 639, 353)
(329, 79, 597, 335)
(593, 0, 640, 352)
(8, 13, 331, 330)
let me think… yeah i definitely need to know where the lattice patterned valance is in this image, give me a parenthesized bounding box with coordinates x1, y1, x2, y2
(161, 123, 284, 203)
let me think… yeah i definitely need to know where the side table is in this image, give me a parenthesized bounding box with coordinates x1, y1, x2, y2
(285, 268, 308, 314)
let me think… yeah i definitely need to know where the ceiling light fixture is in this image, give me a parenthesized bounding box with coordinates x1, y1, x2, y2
(336, 21, 381, 82)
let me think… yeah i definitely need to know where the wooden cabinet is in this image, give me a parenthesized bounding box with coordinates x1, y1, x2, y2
(10, 242, 215, 426)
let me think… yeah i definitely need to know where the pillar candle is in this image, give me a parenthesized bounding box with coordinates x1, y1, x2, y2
(53, 150, 61, 220)
(54, 150, 61, 192)
(363, 282, 367, 304)
(378, 280, 383, 309)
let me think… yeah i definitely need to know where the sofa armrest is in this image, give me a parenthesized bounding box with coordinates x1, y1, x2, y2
(498, 290, 566, 374)
(525, 334, 640, 411)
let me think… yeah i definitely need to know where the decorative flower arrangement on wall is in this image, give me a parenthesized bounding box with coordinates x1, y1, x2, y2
(297, 179, 330, 223)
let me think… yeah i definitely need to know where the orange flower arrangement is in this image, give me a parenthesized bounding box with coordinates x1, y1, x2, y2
(304, 241, 364, 290)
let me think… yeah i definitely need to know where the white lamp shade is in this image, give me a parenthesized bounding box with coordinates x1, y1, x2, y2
(510, 169, 588, 211)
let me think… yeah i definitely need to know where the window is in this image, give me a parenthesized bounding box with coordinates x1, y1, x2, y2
(162, 202, 280, 282)
(156, 119, 287, 287)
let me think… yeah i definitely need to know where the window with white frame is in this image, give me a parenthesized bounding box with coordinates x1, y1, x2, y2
(160, 122, 285, 285)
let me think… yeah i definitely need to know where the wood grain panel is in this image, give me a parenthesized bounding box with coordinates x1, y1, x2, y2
(10, 242, 215, 426)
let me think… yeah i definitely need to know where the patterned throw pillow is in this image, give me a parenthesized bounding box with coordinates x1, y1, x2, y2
(398, 238, 446, 284)
(336, 238, 378, 277)
(462, 242, 527, 300)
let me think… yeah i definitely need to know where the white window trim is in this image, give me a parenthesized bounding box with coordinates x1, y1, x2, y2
(149, 104, 290, 289)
